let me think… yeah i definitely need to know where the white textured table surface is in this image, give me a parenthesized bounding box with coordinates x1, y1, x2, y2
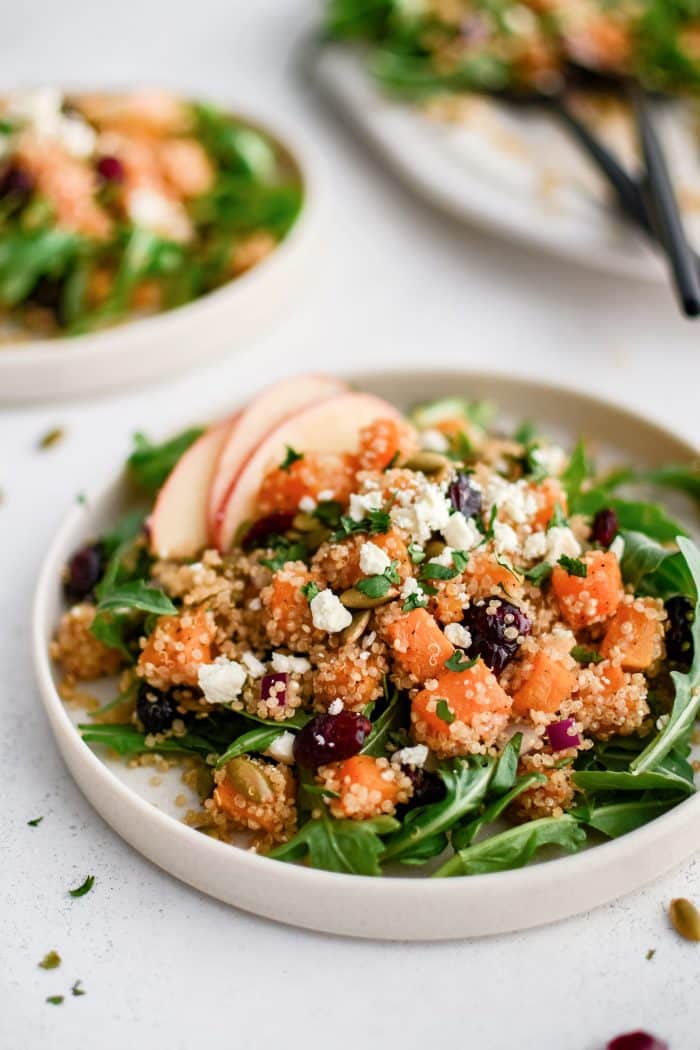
(3, 3, 700, 1047)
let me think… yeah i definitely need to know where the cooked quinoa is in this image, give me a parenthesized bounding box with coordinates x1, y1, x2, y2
(52, 377, 700, 877)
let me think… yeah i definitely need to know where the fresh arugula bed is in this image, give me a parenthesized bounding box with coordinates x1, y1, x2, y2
(60, 411, 700, 878)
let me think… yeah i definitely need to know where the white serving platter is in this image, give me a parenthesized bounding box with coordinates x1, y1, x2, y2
(33, 368, 700, 939)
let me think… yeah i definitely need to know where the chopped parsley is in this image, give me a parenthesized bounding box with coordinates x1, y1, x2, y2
(445, 651, 477, 672)
(280, 445, 303, 472)
(312, 500, 344, 528)
(71, 980, 86, 997)
(260, 536, 308, 572)
(68, 874, 95, 898)
(547, 503, 568, 530)
(27, 816, 43, 827)
(403, 588, 428, 612)
(46, 996, 64, 1006)
(570, 645, 604, 665)
(435, 699, 455, 724)
(332, 508, 391, 541)
(452, 550, 469, 573)
(38, 951, 61, 970)
(301, 581, 320, 603)
(407, 543, 426, 564)
(558, 555, 587, 578)
(420, 562, 459, 582)
(524, 562, 553, 585)
(356, 560, 400, 599)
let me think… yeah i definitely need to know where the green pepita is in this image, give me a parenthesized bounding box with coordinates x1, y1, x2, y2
(670, 898, 700, 941)
(226, 756, 274, 804)
(292, 512, 318, 532)
(342, 609, 372, 644)
(425, 539, 446, 560)
(340, 587, 397, 610)
(400, 451, 452, 475)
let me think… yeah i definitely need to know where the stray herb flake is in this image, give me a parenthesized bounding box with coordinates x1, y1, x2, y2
(408, 543, 426, 564)
(356, 560, 400, 599)
(420, 562, 458, 582)
(403, 588, 428, 612)
(332, 509, 391, 541)
(547, 503, 568, 530)
(46, 996, 64, 1006)
(570, 645, 604, 665)
(435, 699, 455, 724)
(445, 651, 477, 672)
(39, 951, 61, 970)
(301, 580, 320, 603)
(452, 550, 469, 573)
(280, 445, 303, 472)
(524, 562, 552, 585)
(38, 426, 65, 450)
(312, 500, 343, 528)
(27, 816, 43, 827)
(558, 555, 587, 578)
(68, 874, 95, 898)
(71, 980, 86, 997)
(646, 949, 656, 961)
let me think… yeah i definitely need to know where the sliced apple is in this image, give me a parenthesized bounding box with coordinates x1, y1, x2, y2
(216, 392, 404, 551)
(207, 373, 347, 543)
(149, 417, 234, 559)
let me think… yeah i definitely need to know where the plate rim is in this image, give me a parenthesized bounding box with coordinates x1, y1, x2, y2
(32, 366, 700, 939)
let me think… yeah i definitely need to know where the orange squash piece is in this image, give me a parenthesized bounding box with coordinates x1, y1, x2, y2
(531, 478, 568, 530)
(331, 755, 402, 818)
(385, 608, 454, 682)
(600, 599, 665, 671)
(466, 550, 522, 599)
(412, 659, 512, 739)
(257, 452, 357, 516)
(357, 417, 414, 472)
(512, 650, 576, 715)
(138, 608, 214, 687)
(551, 550, 623, 629)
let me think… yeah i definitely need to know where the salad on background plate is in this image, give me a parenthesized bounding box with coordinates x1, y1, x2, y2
(50, 374, 700, 877)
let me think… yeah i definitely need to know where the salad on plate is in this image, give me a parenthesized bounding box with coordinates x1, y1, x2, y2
(51, 374, 700, 877)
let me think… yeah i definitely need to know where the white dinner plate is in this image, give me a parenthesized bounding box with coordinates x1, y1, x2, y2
(314, 46, 700, 281)
(33, 368, 700, 939)
(0, 108, 321, 402)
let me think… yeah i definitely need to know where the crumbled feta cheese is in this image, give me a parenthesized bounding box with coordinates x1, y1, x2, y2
(609, 535, 625, 561)
(317, 489, 335, 502)
(349, 489, 384, 522)
(198, 657, 246, 704)
(444, 623, 472, 649)
(6, 87, 96, 157)
(248, 597, 262, 611)
(530, 445, 567, 477)
(400, 576, 422, 599)
(241, 651, 266, 679)
(359, 541, 391, 576)
(420, 429, 449, 453)
(390, 478, 451, 544)
(127, 187, 192, 243)
(522, 531, 548, 562)
(328, 699, 344, 715)
(310, 589, 352, 633)
(482, 474, 538, 525)
(442, 511, 482, 550)
(545, 526, 582, 563)
(493, 521, 519, 555)
(271, 653, 311, 674)
(391, 744, 429, 768)
(266, 731, 296, 764)
(298, 495, 317, 513)
(429, 546, 455, 568)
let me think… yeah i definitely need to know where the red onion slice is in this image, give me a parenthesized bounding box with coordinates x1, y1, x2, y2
(546, 718, 581, 751)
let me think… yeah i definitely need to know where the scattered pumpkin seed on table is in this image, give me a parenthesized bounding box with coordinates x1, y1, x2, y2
(669, 898, 700, 941)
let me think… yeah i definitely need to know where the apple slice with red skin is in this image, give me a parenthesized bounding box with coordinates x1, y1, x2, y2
(216, 392, 404, 552)
(207, 373, 347, 544)
(149, 417, 235, 559)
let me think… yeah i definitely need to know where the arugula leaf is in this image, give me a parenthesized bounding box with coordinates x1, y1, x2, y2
(451, 772, 546, 852)
(69, 875, 95, 898)
(619, 530, 695, 598)
(100, 509, 146, 557)
(409, 397, 496, 432)
(215, 726, 286, 768)
(489, 733, 523, 797)
(94, 580, 176, 616)
(572, 797, 684, 838)
(270, 813, 399, 875)
(360, 687, 405, 756)
(420, 562, 459, 582)
(560, 440, 592, 505)
(434, 814, 586, 877)
(127, 428, 204, 495)
(0, 228, 83, 305)
(381, 758, 494, 864)
(524, 562, 552, 585)
(237, 708, 313, 731)
(514, 420, 538, 445)
(79, 723, 217, 759)
(280, 446, 303, 472)
(631, 537, 700, 774)
(312, 500, 344, 528)
(573, 766, 694, 797)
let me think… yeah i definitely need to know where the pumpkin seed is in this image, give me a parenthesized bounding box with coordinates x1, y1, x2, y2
(342, 609, 372, 644)
(226, 756, 274, 804)
(196, 766, 215, 800)
(400, 451, 451, 474)
(670, 898, 700, 941)
(340, 587, 397, 609)
(425, 539, 446, 560)
(292, 512, 318, 532)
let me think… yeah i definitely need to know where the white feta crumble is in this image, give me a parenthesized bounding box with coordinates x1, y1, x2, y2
(545, 526, 582, 563)
(241, 651, 266, 679)
(493, 521, 519, 555)
(328, 699, 344, 715)
(6, 87, 96, 157)
(609, 535, 625, 561)
(482, 475, 537, 525)
(420, 428, 449, 453)
(391, 744, 429, 768)
(359, 541, 391, 576)
(248, 596, 262, 611)
(390, 478, 451, 544)
(349, 489, 384, 522)
(429, 546, 455, 568)
(530, 445, 567, 477)
(522, 531, 548, 562)
(444, 623, 472, 649)
(310, 589, 353, 633)
(271, 652, 311, 674)
(298, 495, 317, 513)
(400, 576, 423, 600)
(317, 489, 335, 502)
(197, 657, 246, 704)
(266, 731, 296, 764)
(442, 511, 482, 550)
(127, 187, 192, 243)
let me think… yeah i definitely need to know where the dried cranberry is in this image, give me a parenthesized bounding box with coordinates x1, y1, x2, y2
(293, 712, 371, 768)
(96, 155, 125, 183)
(463, 596, 532, 675)
(592, 507, 619, 548)
(665, 595, 695, 666)
(241, 513, 295, 551)
(261, 672, 288, 706)
(0, 165, 34, 202)
(447, 472, 482, 519)
(607, 1032, 668, 1050)
(136, 683, 178, 734)
(402, 766, 445, 808)
(63, 542, 105, 602)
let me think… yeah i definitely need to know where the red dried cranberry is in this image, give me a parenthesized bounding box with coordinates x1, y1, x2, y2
(293, 712, 371, 768)
(592, 507, 619, 548)
(0, 165, 34, 201)
(665, 595, 695, 666)
(136, 682, 178, 734)
(241, 513, 295, 551)
(63, 542, 105, 602)
(463, 596, 532, 675)
(402, 767, 445, 808)
(96, 155, 125, 183)
(607, 1032, 668, 1050)
(261, 672, 288, 706)
(447, 472, 482, 519)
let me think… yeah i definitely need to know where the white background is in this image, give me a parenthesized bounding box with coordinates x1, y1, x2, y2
(3, 2, 700, 1047)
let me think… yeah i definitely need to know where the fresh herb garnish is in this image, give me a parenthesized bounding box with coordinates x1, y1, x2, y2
(312, 500, 344, 528)
(547, 503, 568, 530)
(280, 445, 303, 472)
(331, 508, 391, 541)
(68, 875, 95, 898)
(260, 536, 308, 572)
(557, 555, 587, 578)
(419, 562, 459, 582)
(570, 645, 604, 665)
(402, 588, 428, 612)
(524, 562, 552, 585)
(435, 814, 586, 877)
(71, 980, 86, 997)
(451, 550, 469, 573)
(300, 580, 320, 602)
(27, 816, 44, 827)
(356, 560, 400, 598)
(435, 699, 455, 724)
(444, 651, 477, 672)
(407, 543, 426, 564)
